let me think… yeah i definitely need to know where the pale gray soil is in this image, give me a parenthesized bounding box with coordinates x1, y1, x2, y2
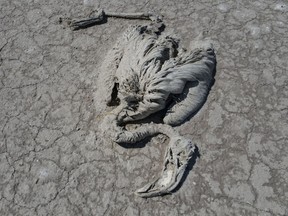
(0, 0, 288, 215)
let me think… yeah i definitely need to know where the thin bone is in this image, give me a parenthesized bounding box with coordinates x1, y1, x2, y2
(105, 11, 162, 22)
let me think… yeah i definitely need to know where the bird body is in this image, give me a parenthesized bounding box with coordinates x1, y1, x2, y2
(97, 22, 216, 197)
(67, 10, 216, 197)
(102, 23, 216, 126)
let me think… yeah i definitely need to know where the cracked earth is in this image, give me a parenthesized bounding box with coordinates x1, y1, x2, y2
(0, 0, 287, 215)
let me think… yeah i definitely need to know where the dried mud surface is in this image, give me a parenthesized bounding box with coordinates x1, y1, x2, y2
(0, 0, 287, 215)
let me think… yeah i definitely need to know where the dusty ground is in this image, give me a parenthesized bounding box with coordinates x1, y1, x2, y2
(0, 0, 288, 215)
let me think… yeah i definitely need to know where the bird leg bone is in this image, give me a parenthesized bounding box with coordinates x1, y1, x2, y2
(69, 9, 162, 30)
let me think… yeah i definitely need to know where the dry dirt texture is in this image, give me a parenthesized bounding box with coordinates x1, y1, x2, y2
(0, 0, 288, 215)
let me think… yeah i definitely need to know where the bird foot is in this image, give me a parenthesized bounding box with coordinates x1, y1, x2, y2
(69, 9, 105, 30)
